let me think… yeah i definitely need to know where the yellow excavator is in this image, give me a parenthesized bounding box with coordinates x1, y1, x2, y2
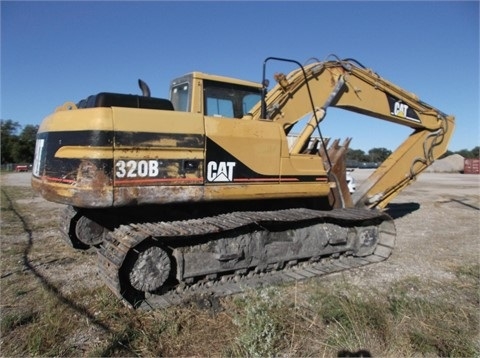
(32, 56, 454, 308)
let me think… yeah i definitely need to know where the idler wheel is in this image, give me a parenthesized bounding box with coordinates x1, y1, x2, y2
(61, 206, 106, 249)
(128, 245, 171, 292)
(354, 226, 379, 257)
(75, 216, 105, 246)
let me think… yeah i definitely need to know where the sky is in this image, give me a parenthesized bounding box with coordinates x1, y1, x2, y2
(1, 1, 479, 153)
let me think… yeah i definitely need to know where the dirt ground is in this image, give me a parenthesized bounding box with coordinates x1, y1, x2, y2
(1, 169, 479, 298)
(346, 170, 480, 290)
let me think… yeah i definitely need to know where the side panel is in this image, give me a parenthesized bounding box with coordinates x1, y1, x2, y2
(281, 154, 328, 181)
(111, 108, 206, 206)
(203, 117, 331, 200)
(204, 116, 282, 183)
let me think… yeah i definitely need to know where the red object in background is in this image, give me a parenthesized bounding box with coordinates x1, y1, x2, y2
(464, 158, 480, 174)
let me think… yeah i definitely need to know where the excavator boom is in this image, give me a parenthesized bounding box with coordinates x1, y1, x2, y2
(252, 57, 455, 208)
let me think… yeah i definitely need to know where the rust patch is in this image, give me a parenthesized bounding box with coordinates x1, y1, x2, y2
(114, 185, 205, 206)
(76, 160, 112, 189)
(72, 160, 113, 206)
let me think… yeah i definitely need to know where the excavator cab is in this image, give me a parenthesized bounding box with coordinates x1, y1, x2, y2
(170, 72, 262, 118)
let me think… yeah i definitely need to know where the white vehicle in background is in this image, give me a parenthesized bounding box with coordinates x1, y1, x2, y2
(346, 172, 356, 194)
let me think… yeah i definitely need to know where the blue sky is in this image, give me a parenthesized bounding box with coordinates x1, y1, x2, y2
(1, 1, 478, 152)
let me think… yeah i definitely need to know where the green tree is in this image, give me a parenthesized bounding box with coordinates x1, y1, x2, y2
(439, 150, 454, 159)
(13, 124, 39, 163)
(346, 148, 369, 162)
(368, 147, 392, 163)
(1, 120, 38, 165)
(455, 149, 474, 159)
(1, 120, 21, 164)
(470, 146, 479, 158)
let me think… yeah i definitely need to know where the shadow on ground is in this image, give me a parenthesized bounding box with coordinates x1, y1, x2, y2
(2, 188, 138, 356)
(385, 202, 420, 219)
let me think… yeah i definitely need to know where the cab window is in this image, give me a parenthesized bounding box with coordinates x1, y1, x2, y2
(206, 97, 234, 117)
(171, 82, 190, 112)
(204, 80, 261, 118)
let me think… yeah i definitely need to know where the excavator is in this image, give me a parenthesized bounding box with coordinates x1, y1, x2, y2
(31, 56, 455, 309)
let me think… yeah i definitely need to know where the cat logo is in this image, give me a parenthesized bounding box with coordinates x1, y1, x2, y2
(207, 161, 236, 182)
(387, 95, 421, 123)
(393, 101, 409, 118)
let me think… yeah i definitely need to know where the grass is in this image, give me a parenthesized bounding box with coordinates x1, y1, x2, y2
(229, 287, 285, 357)
(386, 274, 479, 356)
(1, 184, 479, 357)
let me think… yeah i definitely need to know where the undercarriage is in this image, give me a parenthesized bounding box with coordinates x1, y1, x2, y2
(91, 207, 395, 309)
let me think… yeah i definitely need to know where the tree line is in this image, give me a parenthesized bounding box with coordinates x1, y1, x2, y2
(346, 145, 479, 165)
(1, 119, 478, 167)
(347, 147, 392, 164)
(1, 120, 38, 165)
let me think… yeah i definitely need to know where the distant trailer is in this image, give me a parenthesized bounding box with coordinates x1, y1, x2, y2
(464, 158, 479, 174)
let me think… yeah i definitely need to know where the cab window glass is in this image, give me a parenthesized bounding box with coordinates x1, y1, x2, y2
(206, 97, 234, 117)
(171, 83, 190, 112)
(204, 80, 261, 118)
(243, 93, 261, 114)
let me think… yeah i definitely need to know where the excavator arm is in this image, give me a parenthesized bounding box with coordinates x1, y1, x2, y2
(249, 57, 455, 209)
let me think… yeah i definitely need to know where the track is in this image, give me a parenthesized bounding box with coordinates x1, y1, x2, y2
(97, 208, 395, 310)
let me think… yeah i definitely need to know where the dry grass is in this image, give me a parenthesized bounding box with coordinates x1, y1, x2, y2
(1, 184, 479, 357)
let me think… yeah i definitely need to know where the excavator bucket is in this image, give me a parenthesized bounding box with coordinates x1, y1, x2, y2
(320, 138, 353, 209)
